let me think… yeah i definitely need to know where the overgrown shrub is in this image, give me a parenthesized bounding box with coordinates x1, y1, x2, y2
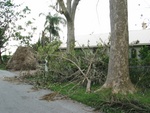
(47, 45, 109, 86)
(35, 41, 150, 90)
(139, 45, 150, 65)
(36, 42, 109, 92)
(129, 45, 150, 89)
(129, 66, 150, 89)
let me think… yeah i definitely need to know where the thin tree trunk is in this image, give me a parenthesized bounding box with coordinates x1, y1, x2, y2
(0, 48, 3, 64)
(86, 79, 91, 93)
(49, 32, 52, 42)
(100, 0, 136, 94)
(41, 31, 45, 47)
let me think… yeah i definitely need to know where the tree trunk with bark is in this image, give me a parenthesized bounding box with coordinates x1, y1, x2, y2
(67, 20, 75, 53)
(100, 0, 136, 94)
(57, 0, 80, 53)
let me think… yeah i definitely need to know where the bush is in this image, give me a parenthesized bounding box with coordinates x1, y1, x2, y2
(47, 46, 108, 85)
(36, 41, 150, 90)
(129, 45, 150, 89)
(2, 55, 10, 63)
(35, 43, 109, 92)
(129, 66, 150, 89)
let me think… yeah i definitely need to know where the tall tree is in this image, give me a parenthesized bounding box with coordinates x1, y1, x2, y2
(0, 0, 35, 63)
(0, 26, 8, 63)
(57, 0, 80, 53)
(0, 0, 14, 63)
(101, 0, 136, 94)
(43, 13, 66, 43)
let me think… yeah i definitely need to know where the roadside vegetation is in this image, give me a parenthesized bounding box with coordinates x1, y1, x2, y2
(0, 63, 6, 70)
(12, 42, 149, 113)
(23, 73, 150, 113)
(1, 1, 150, 113)
(0, 55, 10, 70)
(1, 41, 150, 113)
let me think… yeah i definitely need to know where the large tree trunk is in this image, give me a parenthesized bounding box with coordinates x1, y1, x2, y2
(101, 0, 136, 94)
(67, 20, 75, 53)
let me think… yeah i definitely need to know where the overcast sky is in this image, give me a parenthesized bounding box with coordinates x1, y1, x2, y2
(14, 0, 150, 35)
(5, 0, 150, 54)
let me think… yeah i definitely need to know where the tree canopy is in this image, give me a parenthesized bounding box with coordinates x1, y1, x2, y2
(0, 0, 37, 63)
(42, 12, 66, 43)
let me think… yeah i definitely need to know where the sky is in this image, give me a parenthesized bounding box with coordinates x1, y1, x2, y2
(4, 0, 150, 54)
(13, 0, 150, 35)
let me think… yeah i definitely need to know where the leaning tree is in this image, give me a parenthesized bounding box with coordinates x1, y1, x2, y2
(99, 0, 136, 94)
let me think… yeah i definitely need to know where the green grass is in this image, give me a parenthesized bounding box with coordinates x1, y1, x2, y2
(24, 75, 150, 113)
(47, 83, 150, 113)
(0, 63, 6, 70)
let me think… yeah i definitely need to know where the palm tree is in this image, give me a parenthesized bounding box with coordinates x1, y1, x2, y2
(42, 13, 66, 43)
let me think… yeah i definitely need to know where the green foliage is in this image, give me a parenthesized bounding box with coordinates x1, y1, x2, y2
(21, 72, 150, 113)
(0, 63, 6, 70)
(0, 27, 8, 48)
(139, 46, 150, 65)
(35, 41, 149, 90)
(36, 44, 109, 88)
(23, 6, 31, 14)
(0, 0, 36, 55)
(37, 40, 61, 59)
(31, 38, 41, 52)
(129, 45, 150, 89)
(40, 12, 66, 42)
(129, 66, 150, 89)
(0, 55, 10, 69)
(129, 58, 139, 66)
(2, 55, 10, 63)
(21, 41, 150, 112)
(21, 43, 150, 113)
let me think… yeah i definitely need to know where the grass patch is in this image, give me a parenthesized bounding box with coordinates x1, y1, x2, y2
(23, 74, 150, 113)
(0, 63, 6, 70)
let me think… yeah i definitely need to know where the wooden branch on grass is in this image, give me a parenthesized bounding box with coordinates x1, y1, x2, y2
(50, 53, 95, 93)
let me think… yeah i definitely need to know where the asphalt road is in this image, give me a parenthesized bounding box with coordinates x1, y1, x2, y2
(0, 70, 99, 113)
